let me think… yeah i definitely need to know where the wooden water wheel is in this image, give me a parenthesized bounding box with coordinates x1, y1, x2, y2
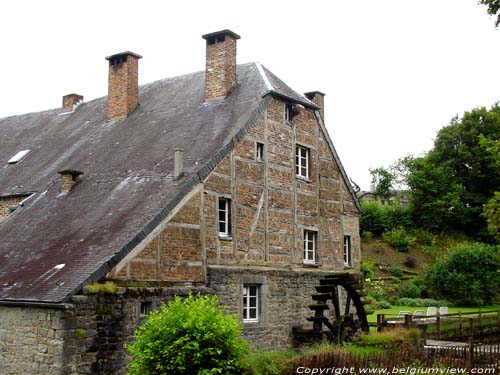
(307, 273, 369, 341)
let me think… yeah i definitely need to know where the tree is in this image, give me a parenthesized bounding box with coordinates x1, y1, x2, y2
(480, 0, 500, 27)
(126, 294, 248, 375)
(369, 167, 395, 203)
(483, 192, 500, 242)
(424, 242, 500, 306)
(401, 104, 500, 238)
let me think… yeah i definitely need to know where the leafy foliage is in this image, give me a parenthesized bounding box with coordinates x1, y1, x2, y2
(398, 104, 500, 239)
(398, 282, 421, 299)
(424, 242, 500, 306)
(483, 191, 500, 242)
(369, 167, 395, 203)
(361, 261, 375, 280)
(397, 298, 449, 307)
(480, 0, 500, 27)
(382, 228, 416, 252)
(126, 294, 248, 375)
(388, 266, 403, 278)
(360, 201, 412, 236)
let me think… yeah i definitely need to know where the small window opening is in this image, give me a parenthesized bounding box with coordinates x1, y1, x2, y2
(218, 197, 232, 237)
(8, 150, 31, 164)
(140, 301, 153, 317)
(343, 235, 352, 267)
(256, 142, 264, 161)
(285, 104, 297, 122)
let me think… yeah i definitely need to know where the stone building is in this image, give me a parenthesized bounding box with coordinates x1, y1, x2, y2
(0, 30, 364, 374)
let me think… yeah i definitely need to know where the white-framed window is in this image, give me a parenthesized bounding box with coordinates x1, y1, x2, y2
(218, 197, 232, 237)
(343, 235, 352, 267)
(296, 145, 310, 179)
(256, 142, 264, 161)
(140, 301, 153, 317)
(242, 285, 259, 322)
(303, 230, 317, 264)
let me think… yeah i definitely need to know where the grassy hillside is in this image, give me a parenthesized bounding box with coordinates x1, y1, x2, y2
(361, 236, 435, 278)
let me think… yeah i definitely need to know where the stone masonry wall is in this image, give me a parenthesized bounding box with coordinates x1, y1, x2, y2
(0, 306, 67, 375)
(208, 266, 350, 348)
(0, 287, 210, 375)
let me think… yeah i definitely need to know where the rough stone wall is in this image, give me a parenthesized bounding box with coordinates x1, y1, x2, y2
(0, 287, 209, 375)
(0, 196, 25, 222)
(204, 35, 238, 100)
(208, 267, 348, 348)
(109, 190, 204, 283)
(107, 55, 140, 120)
(0, 306, 67, 375)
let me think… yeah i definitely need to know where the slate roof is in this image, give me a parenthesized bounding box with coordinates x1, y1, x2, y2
(0, 62, 358, 303)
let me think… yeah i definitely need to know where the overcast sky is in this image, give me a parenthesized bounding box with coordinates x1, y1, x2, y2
(1, 0, 499, 190)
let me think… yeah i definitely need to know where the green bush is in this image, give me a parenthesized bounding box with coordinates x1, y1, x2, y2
(360, 201, 413, 236)
(361, 261, 375, 280)
(414, 229, 435, 246)
(424, 242, 500, 306)
(388, 266, 403, 278)
(244, 349, 297, 375)
(398, 297, 449, 307)
(399, 282, 421, 299)
(382, 228, 416, 252)
(126, 294, 248, 375)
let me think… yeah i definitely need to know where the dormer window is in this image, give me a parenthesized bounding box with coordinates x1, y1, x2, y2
(0, 193, 33, 222)
(7, 150, 30, 164)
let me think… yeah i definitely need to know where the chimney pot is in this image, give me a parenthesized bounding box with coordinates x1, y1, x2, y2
(174, 148, 184, 180)
(58, 169, 83, 193)
(62, 94, 83, 111)
(105, 51, 142, 120)
(305, 91, 326, 121)
(202, 30, 240, 101)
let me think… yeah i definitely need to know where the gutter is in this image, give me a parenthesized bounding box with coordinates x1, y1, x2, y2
(0, 300, 73, 310)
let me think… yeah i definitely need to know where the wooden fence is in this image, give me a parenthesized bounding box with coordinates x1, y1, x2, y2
(285, 345, 500, 374)
(375, 309, 500, 341)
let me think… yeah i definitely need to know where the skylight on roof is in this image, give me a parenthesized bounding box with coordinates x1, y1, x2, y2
(8, 150, 30, 164)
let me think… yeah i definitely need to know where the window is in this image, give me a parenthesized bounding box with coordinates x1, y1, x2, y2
(218, 197, 232, 237)
(8, 150, 30, 164)
(242, 285, 259, 322)
(344, 235, 352, 267)
(140, 301, 153, 317)
(256, 142, 264, 161)
(295, 145, 310, 179)
(303, 230, 317, 264)
(285, 104, 296, 122)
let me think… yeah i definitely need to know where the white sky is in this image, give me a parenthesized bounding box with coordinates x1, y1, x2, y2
(1, 0, 499, 190)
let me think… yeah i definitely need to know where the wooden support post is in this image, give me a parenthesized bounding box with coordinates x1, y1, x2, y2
(436, 316, 441, 340)
(404, 313, 411, 328)
(466, 336, 473, 370)
(377, 314, 385, 332)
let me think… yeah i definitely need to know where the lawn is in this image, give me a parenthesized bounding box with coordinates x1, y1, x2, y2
(367, 305, 500, 323)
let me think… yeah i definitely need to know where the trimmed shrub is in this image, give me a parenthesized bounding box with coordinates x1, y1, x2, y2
(126, 294, 248, 375)
(424, 242, 500, 306)
(398, 297, 449, 307)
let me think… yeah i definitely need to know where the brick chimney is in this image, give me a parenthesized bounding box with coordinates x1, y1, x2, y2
(105, 51, 142, 120)
(202, 30, 240, 101)
(305, 91, 326, 121)
(62, 94, 83, 111)
(58, 169, 83, 193)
